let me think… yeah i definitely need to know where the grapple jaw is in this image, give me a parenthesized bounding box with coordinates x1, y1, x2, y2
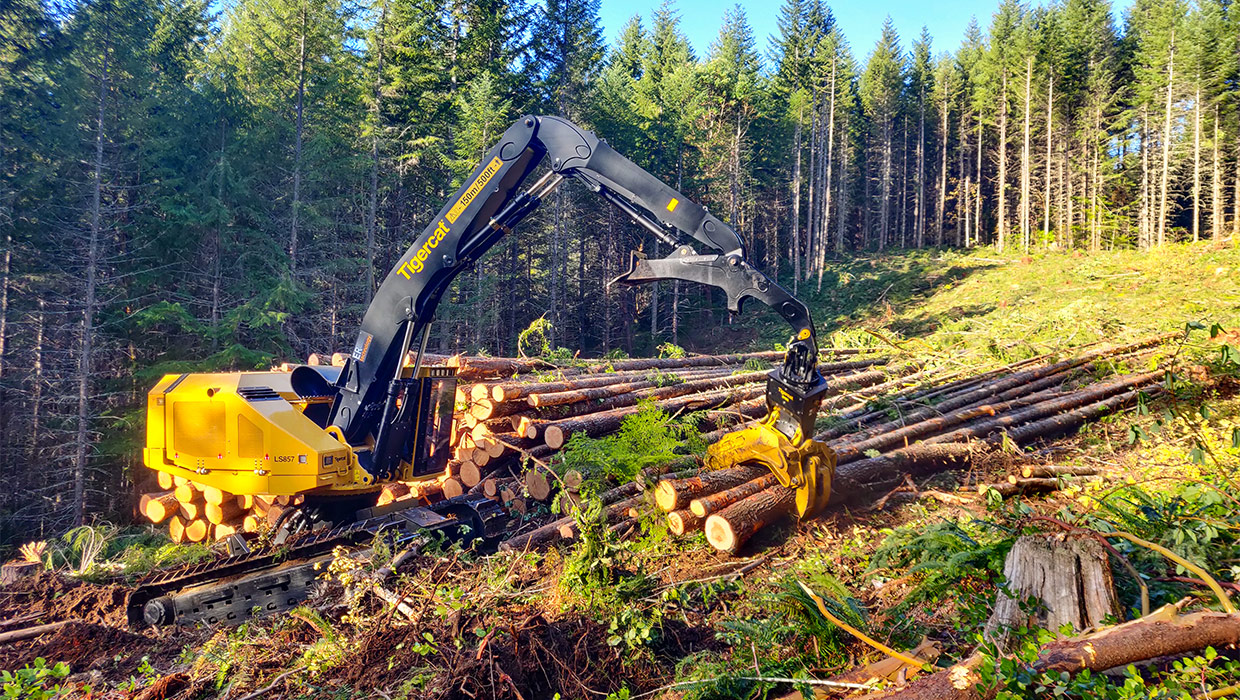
(705, 415, 835, 518)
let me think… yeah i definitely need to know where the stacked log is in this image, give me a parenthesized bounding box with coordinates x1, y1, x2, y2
(646, 335, 1171, 555)
(444, 349, 896, 513)
(141, 336, 1172, 553)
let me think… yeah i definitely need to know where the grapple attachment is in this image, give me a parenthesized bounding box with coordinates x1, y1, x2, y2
(705, 412, 836, 518)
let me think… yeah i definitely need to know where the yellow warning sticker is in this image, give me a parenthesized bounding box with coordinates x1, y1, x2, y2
(447, 156, 502, 224)
(666, 198, 679, 212)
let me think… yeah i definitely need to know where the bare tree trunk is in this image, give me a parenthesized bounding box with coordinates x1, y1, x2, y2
(289, 6, 308, 272)
(790, 102, 802, 288)
(1091, 106, 1101, 251)
(1020, 56, 1032, 252)
(1158, 33, 1175, 248)
(0, 234, 10, 463)
(899, 115, 909, 247)
(1212, 107, 1222, 240)
(30, 300, 45, 454)
(916, 83, 926, 248)
(818, 59, 837, 290)
(211, 121, 225, 349)
(997, 71, 1009, 252)
(1140, 112, 1150, 248)
(1234, 133, 1240, 246)
(552, 189, 562, 345)
(1042, 75, 1053, 246)
(880, 118, 893, 250)
(836, 120, 848, 252)
(77, 16, 111, 526)
(803, 92, 817, 291)
(365, 3, 386, 293)
(937, 90, 948, 246)
(672, 156, 683, 346)
(975, 118, 983, 247)
(961, 108, 971, 247)
(1192, 84, 1201, 243)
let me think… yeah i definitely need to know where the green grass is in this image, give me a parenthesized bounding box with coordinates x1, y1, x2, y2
(764, 244, 1240, 366)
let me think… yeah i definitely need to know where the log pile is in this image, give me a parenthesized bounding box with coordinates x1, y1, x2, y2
(645, 334, 1173, 554)
(441, 348, 898, 510)
(137, 335, 1171, 548)
(137, 349, 891, 542)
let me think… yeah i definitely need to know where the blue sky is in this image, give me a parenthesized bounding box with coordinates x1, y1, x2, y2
(596, 0, 1132, 66)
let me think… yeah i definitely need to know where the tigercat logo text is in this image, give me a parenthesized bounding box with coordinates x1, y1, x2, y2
(397, 220, 449, 279)
(396, 156, 502, 280)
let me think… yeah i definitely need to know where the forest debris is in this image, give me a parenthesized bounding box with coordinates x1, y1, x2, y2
(868, 609, 1240, 700)
(0, 620, 76, 645)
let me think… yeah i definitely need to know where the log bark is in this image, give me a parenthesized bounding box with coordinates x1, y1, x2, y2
(492, 367, 729, 402)
(201, 485, 233, 506)
(543, 386, 763, 449)
(1021, 464, 1096, 479)
(704, 487, 796, 554)
(529, 370, 765, 408)
(978, 477, 1092, 499)
(447, 355, 560, 380)
(667, 509, 703, 536)
(140, 491, 179, 524)
(655, 466, 768, 512)
(869, 610, 1240, 700)
(830, 443, 976, 500)
(168, 515, 187, 543)
(498, 478, 649, 552)
(1002, 388, 1152, 446)
(441, 478, 464, 499)
(924, 372, 1160, 446)
(1, 561, 40, 585)
(183, 518, 209, 543)
(0, 621, 74, 644)
(557, 494, 647, 540)
(689, 473, 780, 517)
(173, 482, 201, 504)
(206, 498, 244, 525)
(829, 336, 1171, 445)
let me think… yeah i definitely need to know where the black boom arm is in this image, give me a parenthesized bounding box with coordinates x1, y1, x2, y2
(328, 116, 826, 473)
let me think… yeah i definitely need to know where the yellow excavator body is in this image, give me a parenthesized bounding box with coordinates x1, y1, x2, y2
(143, 364, 455, 498)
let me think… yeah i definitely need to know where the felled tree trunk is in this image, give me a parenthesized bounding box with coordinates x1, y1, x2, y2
(983, 535, 1119, 649)
(869, 609, 1240, 700)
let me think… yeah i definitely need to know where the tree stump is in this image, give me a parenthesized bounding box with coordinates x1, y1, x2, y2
(984, 535, 1119, 648)
(1, 561, 40, 585)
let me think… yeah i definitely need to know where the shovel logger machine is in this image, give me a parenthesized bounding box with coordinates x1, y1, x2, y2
(133, 116, 834, 627)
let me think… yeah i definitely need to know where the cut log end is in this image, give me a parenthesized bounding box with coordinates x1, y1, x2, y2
(704, 514, 737, 552)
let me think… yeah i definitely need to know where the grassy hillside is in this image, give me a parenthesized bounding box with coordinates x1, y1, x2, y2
(774, 244, 1240, 364)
